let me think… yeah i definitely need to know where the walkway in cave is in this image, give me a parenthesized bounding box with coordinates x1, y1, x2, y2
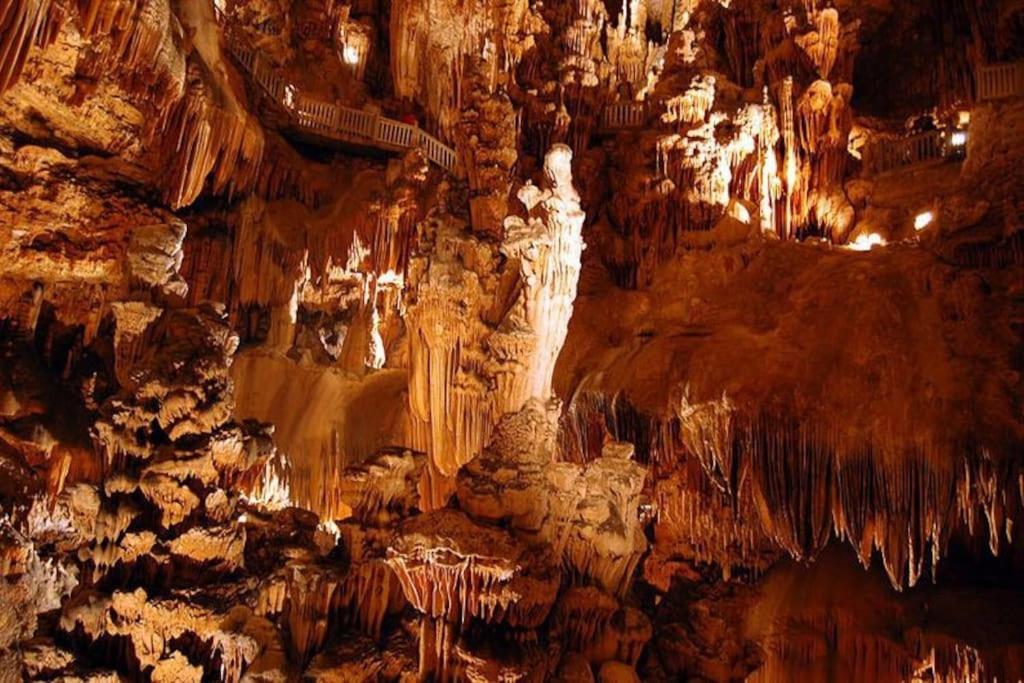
(862, 61, 1024, 177)
(214, 7, 460, 175)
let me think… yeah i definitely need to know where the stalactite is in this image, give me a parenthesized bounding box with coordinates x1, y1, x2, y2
(385, 509, 559, 629)
(671, 398, 1024, 589)
(795, 8, 840, 80)
(0, 0, 65, 93)
(779, 76, 798, 240)
(154, 82, 264, 209)
(389, 0, 538, 140)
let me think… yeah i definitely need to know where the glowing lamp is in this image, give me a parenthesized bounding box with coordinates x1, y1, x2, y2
(343, 44, 361, 66)
(914, 211, 934, 231)
(848, 233, 885, 251)
(950, 131, 967, 147)
(958, 110, 971, 126)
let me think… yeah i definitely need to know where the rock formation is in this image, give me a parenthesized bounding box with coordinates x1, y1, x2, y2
(1, 0, 1023, 681)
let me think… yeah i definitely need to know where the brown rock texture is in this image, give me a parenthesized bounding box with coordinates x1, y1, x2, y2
(1, 0, 1023, 681)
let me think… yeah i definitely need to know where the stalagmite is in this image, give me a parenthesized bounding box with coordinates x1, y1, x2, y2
(1, 0, 1023, 679)
(407, 144, 585, 506)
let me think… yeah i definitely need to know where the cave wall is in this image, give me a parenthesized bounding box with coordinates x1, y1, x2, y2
(0, 0, 1021, 680)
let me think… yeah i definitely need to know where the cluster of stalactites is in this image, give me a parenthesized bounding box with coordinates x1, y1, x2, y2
(768, 5, 858, 241)
(156, 79, 265, 209)
(389, 0, 536, 141)
(72, 0, 265, 210)
(602, 0, 859, 275)
(385, 509, 559, 620)
(601, 76, 781, 286)
(605, 0, 665, 97)
(59, 588, 265, 682)
(384, 507, 560, 680)
(672, 396, 1024, 590)
(0, 0, 66, 93)
(210, 151, 430, 360)
(655, 79, 781, 218)
(3, 0, 275, 211)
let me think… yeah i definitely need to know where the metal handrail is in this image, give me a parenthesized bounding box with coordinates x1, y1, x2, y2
(863, 130, 950, 175)
(601, 101, 647, 129)
(214, 3, 671, 172)
(214, 6, 460, 174)
(977, 62, 1024, 101)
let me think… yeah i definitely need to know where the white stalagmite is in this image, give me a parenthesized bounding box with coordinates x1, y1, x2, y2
(406, 144, 586, 506)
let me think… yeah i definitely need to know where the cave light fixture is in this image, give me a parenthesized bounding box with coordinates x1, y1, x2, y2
(847, 232, 886, 251)
(950, 130, 967, 148)
(343, 43, 361, 66)
(914, 210, 935, 231)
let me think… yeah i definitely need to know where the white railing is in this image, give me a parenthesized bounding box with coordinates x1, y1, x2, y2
(601, 101, 647, 129)
(214, 6, 460, 175)
(864, 130, 947, 175)
(336, 106, 376, 139)
(376, 118, 417, 148)
(216, 3, 654, 168)
(294, 94, 336, 131)
(416, 129, 457, 171)
(977, 62, 1024, 101)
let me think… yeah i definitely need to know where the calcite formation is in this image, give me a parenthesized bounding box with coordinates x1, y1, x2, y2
(406, 143, 584, 506)
(1, 0, 1023, 681)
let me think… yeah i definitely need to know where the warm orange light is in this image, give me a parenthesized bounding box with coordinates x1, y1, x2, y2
(914, 211, 934, 231)
(848, 233, 885, 251)
(343, 44, 361, 65)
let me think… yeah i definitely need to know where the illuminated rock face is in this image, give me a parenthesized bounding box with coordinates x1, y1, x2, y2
(1, 0, 1024, 681)
(406, 144, 585, 506)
